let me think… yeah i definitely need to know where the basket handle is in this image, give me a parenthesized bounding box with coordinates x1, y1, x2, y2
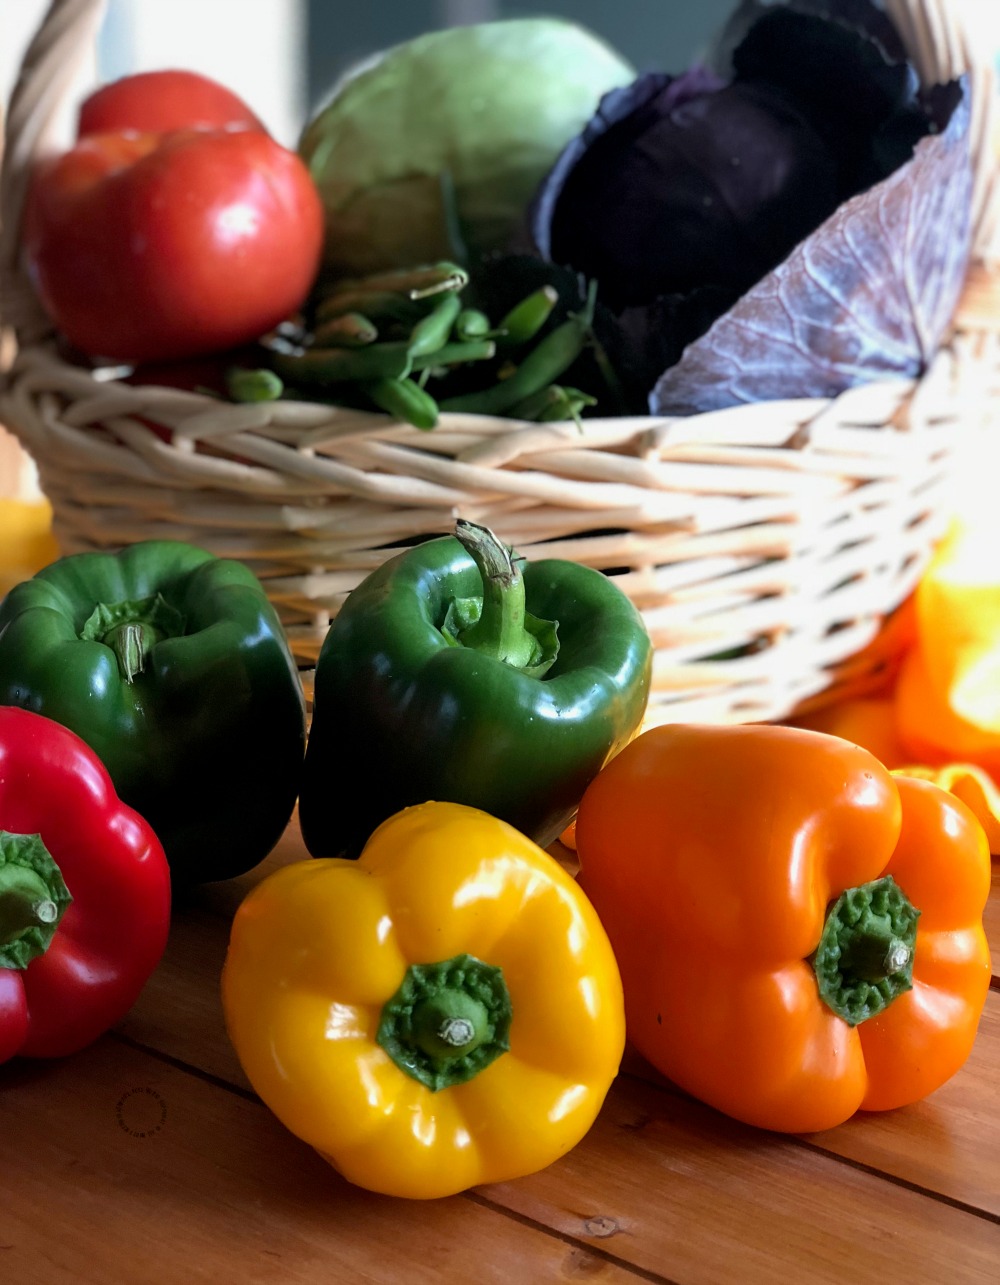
(885, 0, 1000, 259)
(0, 0, 106, 343)
(1, 0, 997, 348)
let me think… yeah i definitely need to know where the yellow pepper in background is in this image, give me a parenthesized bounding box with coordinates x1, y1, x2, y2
(221, 801, 625, 1200)
(0, 498, 59, 595)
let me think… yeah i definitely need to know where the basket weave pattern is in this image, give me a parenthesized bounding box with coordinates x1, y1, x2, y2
(2, 0, 999, 726)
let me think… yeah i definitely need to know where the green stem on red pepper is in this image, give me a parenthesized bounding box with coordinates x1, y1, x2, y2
(0, 831, 72, 970)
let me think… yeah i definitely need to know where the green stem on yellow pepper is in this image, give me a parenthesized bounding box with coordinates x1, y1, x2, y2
(377, 953, 512, 1091)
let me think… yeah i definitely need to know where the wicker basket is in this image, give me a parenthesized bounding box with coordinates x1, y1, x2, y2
(2, 0, 999, 726)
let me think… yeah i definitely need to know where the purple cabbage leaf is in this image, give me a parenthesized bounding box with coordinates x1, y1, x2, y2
(650, 79, 971, 414)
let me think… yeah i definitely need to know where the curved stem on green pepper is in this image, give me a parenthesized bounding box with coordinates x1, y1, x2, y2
(80, 593, 185, 684)
(452, 519, 557, 674)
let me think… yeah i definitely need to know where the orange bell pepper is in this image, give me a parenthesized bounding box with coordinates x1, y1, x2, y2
(574, 723, 992, 1133)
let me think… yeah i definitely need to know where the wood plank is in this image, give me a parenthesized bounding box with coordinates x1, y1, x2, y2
(119, 821, 1000, 1240)
(622, 995, 1000, 1220)
(478, 1075, 1000, 1285)
(0, 1038, 645, 1285)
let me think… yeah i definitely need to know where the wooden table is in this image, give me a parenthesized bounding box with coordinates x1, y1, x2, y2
(2, 816, 998, 1284)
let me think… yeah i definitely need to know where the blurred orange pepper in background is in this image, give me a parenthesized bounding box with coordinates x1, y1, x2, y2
(795, 486, 1000, 852)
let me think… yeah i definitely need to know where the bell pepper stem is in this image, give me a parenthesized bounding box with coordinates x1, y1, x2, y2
(412, 989, 492, 1060)
(106, 622, 153, 683)
(0, 831, 73, 969)
(80, 592, 185, 684)
(812, 875, 920, 1027)
(453, 519, 538, 670)
(0, 867, 59, 940)
(377, 953, 512, 1091)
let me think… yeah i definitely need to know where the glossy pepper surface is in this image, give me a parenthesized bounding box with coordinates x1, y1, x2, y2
(0, 540, 306, 884)
(222, 801, 625, 1199)
(574, 723, 992, 1134)
(299, 520, 651, 858)
(0, 706, 170, 1063)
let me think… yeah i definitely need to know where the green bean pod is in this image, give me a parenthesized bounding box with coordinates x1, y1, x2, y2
(439, 316, 589, 416)
(226, 368, 285, 403)
(335, 261, 469, 299)
(536, 387, 598, 423)
(454, 309, 497, 341)
(407, 292, 462, 358)
(312, 312, 379, 348)
(495, 286, 560, 349)
(315, 289, 424, 327)
(409, 339, 497, 372)
(364, 378, 440, 430)
(270, 342, 413, 387)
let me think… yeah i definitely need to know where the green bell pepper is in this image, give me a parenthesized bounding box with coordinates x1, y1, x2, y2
(0, 540, 306, 884)
(299, 519, 652, 858)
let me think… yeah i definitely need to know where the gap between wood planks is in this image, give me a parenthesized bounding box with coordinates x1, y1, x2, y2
(108, 1028, 679, 1285)
(108, 1016, 1000, 1236)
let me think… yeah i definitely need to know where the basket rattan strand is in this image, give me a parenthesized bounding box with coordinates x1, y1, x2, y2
(1, 0, 999, 726)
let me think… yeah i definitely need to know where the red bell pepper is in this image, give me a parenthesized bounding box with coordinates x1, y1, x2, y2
(0, 707, 171, 1063)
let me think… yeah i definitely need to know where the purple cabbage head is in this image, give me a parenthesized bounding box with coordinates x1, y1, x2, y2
(529, 4, 929, 311)
(522, 0, 963, 408)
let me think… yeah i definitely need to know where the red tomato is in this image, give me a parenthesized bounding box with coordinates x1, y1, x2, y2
(78, 69, 264, 135)
(23, 128, 324, 363)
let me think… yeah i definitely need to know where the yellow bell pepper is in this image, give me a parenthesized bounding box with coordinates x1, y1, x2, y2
(221, 801, 625, 1200)
(0, 498, 59, 595)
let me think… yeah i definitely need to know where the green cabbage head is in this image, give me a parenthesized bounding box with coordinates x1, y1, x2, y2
(299, 19, 635, 280)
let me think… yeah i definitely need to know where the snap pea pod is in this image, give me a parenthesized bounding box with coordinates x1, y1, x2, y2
(407, 292, 462, 358)
(438, 312, 590, 416)
(495, 286, 559, 349)
(270, 341, 413, 386)
(312, 312, 379, 348)
(364, 378, 440, 430)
